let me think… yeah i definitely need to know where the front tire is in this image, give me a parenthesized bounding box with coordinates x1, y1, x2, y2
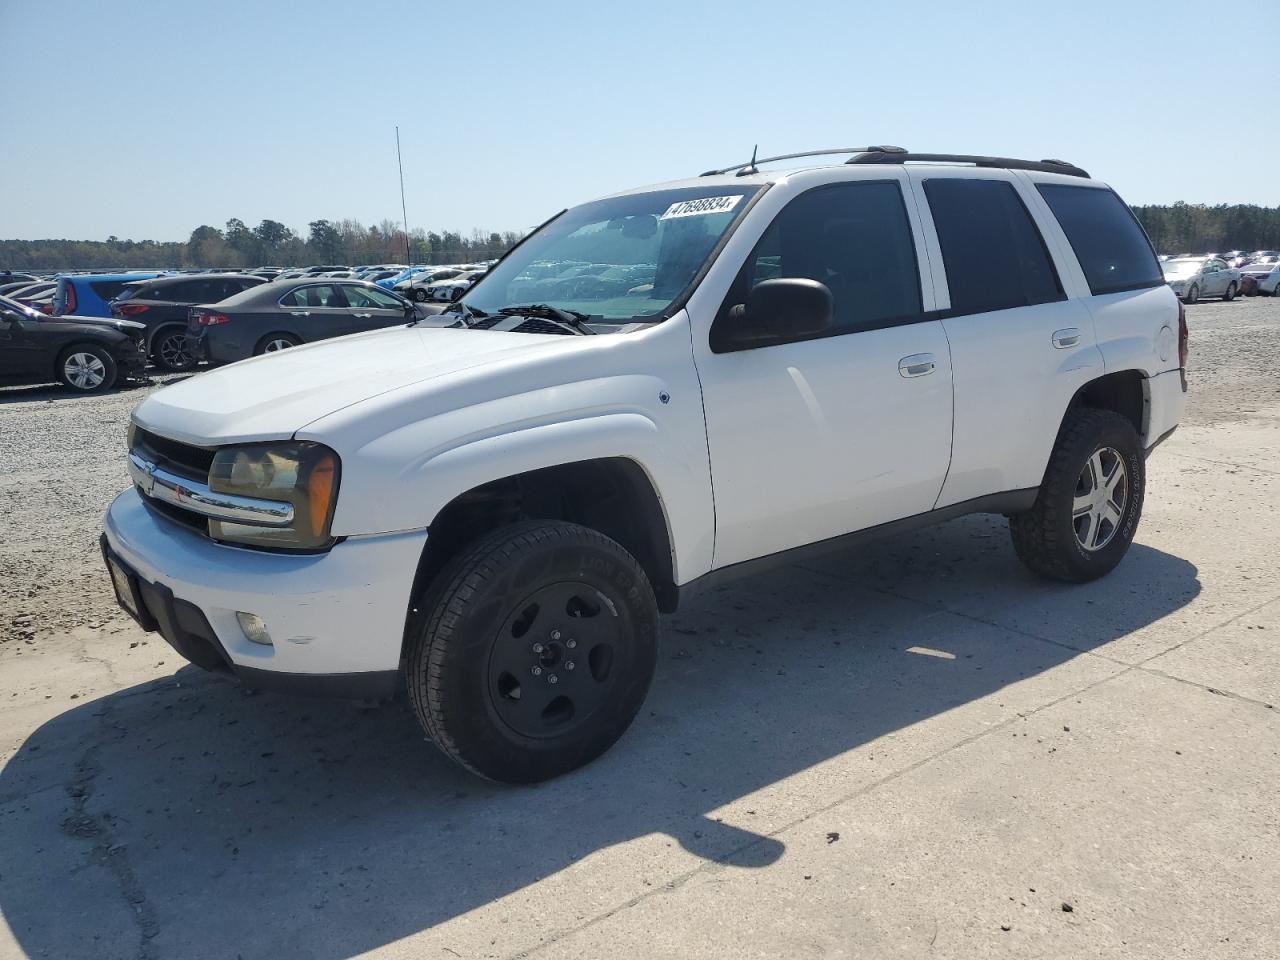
(406, 520, 658, 783)
(1009, 409, 1145, 583)
(1184, 284, 1199, 304)
(1224, 281, 1237, 301)
(412, 287, 429, 303)
(58, 345, 118, 392)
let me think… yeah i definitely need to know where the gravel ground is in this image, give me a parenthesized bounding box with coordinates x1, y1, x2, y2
(1, 297, 1274, 653)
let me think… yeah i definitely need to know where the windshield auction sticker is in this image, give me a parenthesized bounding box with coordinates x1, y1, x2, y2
(659, 195, 743, 220)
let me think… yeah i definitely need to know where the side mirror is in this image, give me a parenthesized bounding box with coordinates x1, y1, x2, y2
(2, 309, 22, 329)
(717, 278, 833, 350)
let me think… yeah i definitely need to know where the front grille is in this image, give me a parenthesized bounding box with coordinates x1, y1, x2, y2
(132, 428, 215, 482)
(140, 494, 208, 536)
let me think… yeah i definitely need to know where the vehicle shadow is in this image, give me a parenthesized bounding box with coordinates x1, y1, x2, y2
(0, 515, 1200, 959)
(0, 372, 193, 405)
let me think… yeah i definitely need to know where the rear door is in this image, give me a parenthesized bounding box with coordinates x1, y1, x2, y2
(278, 284, 352, 341)
(905, 169, 1104, 508)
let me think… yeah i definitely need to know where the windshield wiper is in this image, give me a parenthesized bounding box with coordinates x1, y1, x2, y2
(496, 303, 598, 335)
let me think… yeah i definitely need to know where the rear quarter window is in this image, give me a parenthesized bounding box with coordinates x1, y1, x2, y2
(89, 280, 130, 301)
(1036, 185, 1163, 296)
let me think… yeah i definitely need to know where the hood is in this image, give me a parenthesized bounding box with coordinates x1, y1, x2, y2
(43, 314, 145, 332)
(131, 325, 575, 445)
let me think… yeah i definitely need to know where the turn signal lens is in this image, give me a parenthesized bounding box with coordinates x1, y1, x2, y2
(305, 451, 337, 538)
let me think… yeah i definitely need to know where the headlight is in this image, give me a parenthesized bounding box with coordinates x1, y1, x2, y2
(207, 441, 340, 550)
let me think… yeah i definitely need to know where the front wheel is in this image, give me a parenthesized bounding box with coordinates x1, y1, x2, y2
(1224, 281, 1237, 301)
(1009, 409, 1145, 582)
(58, 345, 118, 392)
(406, 520, 658, 783)
(1184, 284, 1199, 304)
(412, 287, 429, 303)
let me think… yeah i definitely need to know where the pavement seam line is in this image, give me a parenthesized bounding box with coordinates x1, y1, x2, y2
(1163, 450, 1280, 478)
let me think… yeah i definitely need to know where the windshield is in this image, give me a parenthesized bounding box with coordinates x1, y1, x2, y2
(1163, 259, 1202, 277)
(460, 185, 761, 325)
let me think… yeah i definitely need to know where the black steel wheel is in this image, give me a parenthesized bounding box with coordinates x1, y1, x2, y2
(407, 520, 658, 783)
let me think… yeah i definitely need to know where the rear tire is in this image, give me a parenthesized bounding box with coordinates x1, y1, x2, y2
(57, 345, 117, 393)
(1009, 409, 1145, 583)
(1224, 281, 1237, 301)
(406, 520, 658, 783)
(253, 333, 300, 355)
(152, 326, 198, 371)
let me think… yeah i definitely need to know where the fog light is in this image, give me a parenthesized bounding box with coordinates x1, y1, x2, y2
(236, 612, 273, 646)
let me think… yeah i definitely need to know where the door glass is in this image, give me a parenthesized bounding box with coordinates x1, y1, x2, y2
(283, 285, 346, 308)
(718, 180, 923, 344)
(923, 178, 1063, 315)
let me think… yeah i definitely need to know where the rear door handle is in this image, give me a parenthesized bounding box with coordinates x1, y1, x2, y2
(290, 311, 310, 317)
(1052, 328, 1082, 349)
(898, 353, 936, 378)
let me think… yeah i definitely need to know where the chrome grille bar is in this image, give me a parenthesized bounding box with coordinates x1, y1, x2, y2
(127, 452, 293, 527)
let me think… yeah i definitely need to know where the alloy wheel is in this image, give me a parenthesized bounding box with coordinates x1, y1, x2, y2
(157, 332, 194, 369)
(64, 352, 106, 390)
(1073, 446, 1127, 552)
(264, 338, 295, 352)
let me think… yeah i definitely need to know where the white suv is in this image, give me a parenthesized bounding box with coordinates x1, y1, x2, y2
(101, 147, 1188, 783)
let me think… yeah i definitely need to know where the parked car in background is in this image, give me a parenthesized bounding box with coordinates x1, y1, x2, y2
(187, 279, 434, 364)
(25, 288, 57, 315)
(110, 273, 268, 370)
(0, 293, 147, 392)
(380, 265, 432, 290)
(54, 273, 163, 318)
(400, 267, 466, 301)
(1161, 257, 1240, 302)
(0, 272, 39, 287)
(1241, 261, 1280, 296)
(0, 281, 41, 297)
(5, 281, 56, 305)
(422, 270, 485, 302)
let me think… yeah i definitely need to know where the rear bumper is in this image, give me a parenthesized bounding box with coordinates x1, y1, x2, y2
(102, 488, 427, 696)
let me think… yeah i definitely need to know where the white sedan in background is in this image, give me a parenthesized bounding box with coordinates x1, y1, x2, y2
(1162, 257, 1241, 303)
(1241, 261, 1280, 296)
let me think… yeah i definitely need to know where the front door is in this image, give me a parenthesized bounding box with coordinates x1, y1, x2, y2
(692, 177, 955, 569)
(340, 284, 412, 333)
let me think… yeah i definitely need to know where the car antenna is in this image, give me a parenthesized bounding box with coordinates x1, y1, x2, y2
(736, 144, 759, 178)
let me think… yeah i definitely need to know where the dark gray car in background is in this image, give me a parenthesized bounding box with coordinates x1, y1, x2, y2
(187, 279, 443, 364)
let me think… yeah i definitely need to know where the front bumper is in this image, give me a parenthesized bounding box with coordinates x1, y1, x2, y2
(102, 488, 427, 696)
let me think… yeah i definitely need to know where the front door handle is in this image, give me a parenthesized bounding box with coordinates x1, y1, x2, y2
(351, 312, 373, 319)
(1051, 328, 1082, 349)
(898, 353, 936, 378)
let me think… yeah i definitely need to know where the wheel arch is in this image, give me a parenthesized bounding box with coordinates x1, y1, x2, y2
(1059, 369, 1149, 444)
(402, 456, 679, 661)
(146, 320, 187, 353)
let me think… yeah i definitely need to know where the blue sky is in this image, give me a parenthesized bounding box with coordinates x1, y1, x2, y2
(2, 0, 1275, 241)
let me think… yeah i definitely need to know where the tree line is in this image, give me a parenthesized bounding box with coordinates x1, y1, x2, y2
(3, 203, 1280, 272)
(0, 218, 526, 272)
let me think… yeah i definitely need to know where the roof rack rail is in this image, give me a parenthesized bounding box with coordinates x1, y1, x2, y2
(700, 145, 907, 178)
(846, 151, 1090, 179)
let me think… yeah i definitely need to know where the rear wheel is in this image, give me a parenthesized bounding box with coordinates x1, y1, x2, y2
(1009, 409, 1145, 582)
(152, 327, 197, 371)
(1224, 281, 1237, 301)
(57, 345, 118, 393)
(254, 333, 300, 355)
(406, 520, 658, 783)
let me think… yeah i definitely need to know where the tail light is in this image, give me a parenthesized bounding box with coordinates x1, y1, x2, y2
(39, 303, 53, 314)
(62, 283, 77, 315)
(193, 311, 231, 326)
(116, 303, 150, 317)
(1177, 299, 1188, 367)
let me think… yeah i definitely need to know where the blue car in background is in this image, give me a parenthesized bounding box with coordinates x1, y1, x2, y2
(376, 266, 430, 290)
(54, 273, 163, 318)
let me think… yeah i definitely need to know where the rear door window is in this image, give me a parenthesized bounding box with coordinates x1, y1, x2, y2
(922, 178, 1063, 315)
(1036, 185, 1163, 296)
(281, 284, 347, 308)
